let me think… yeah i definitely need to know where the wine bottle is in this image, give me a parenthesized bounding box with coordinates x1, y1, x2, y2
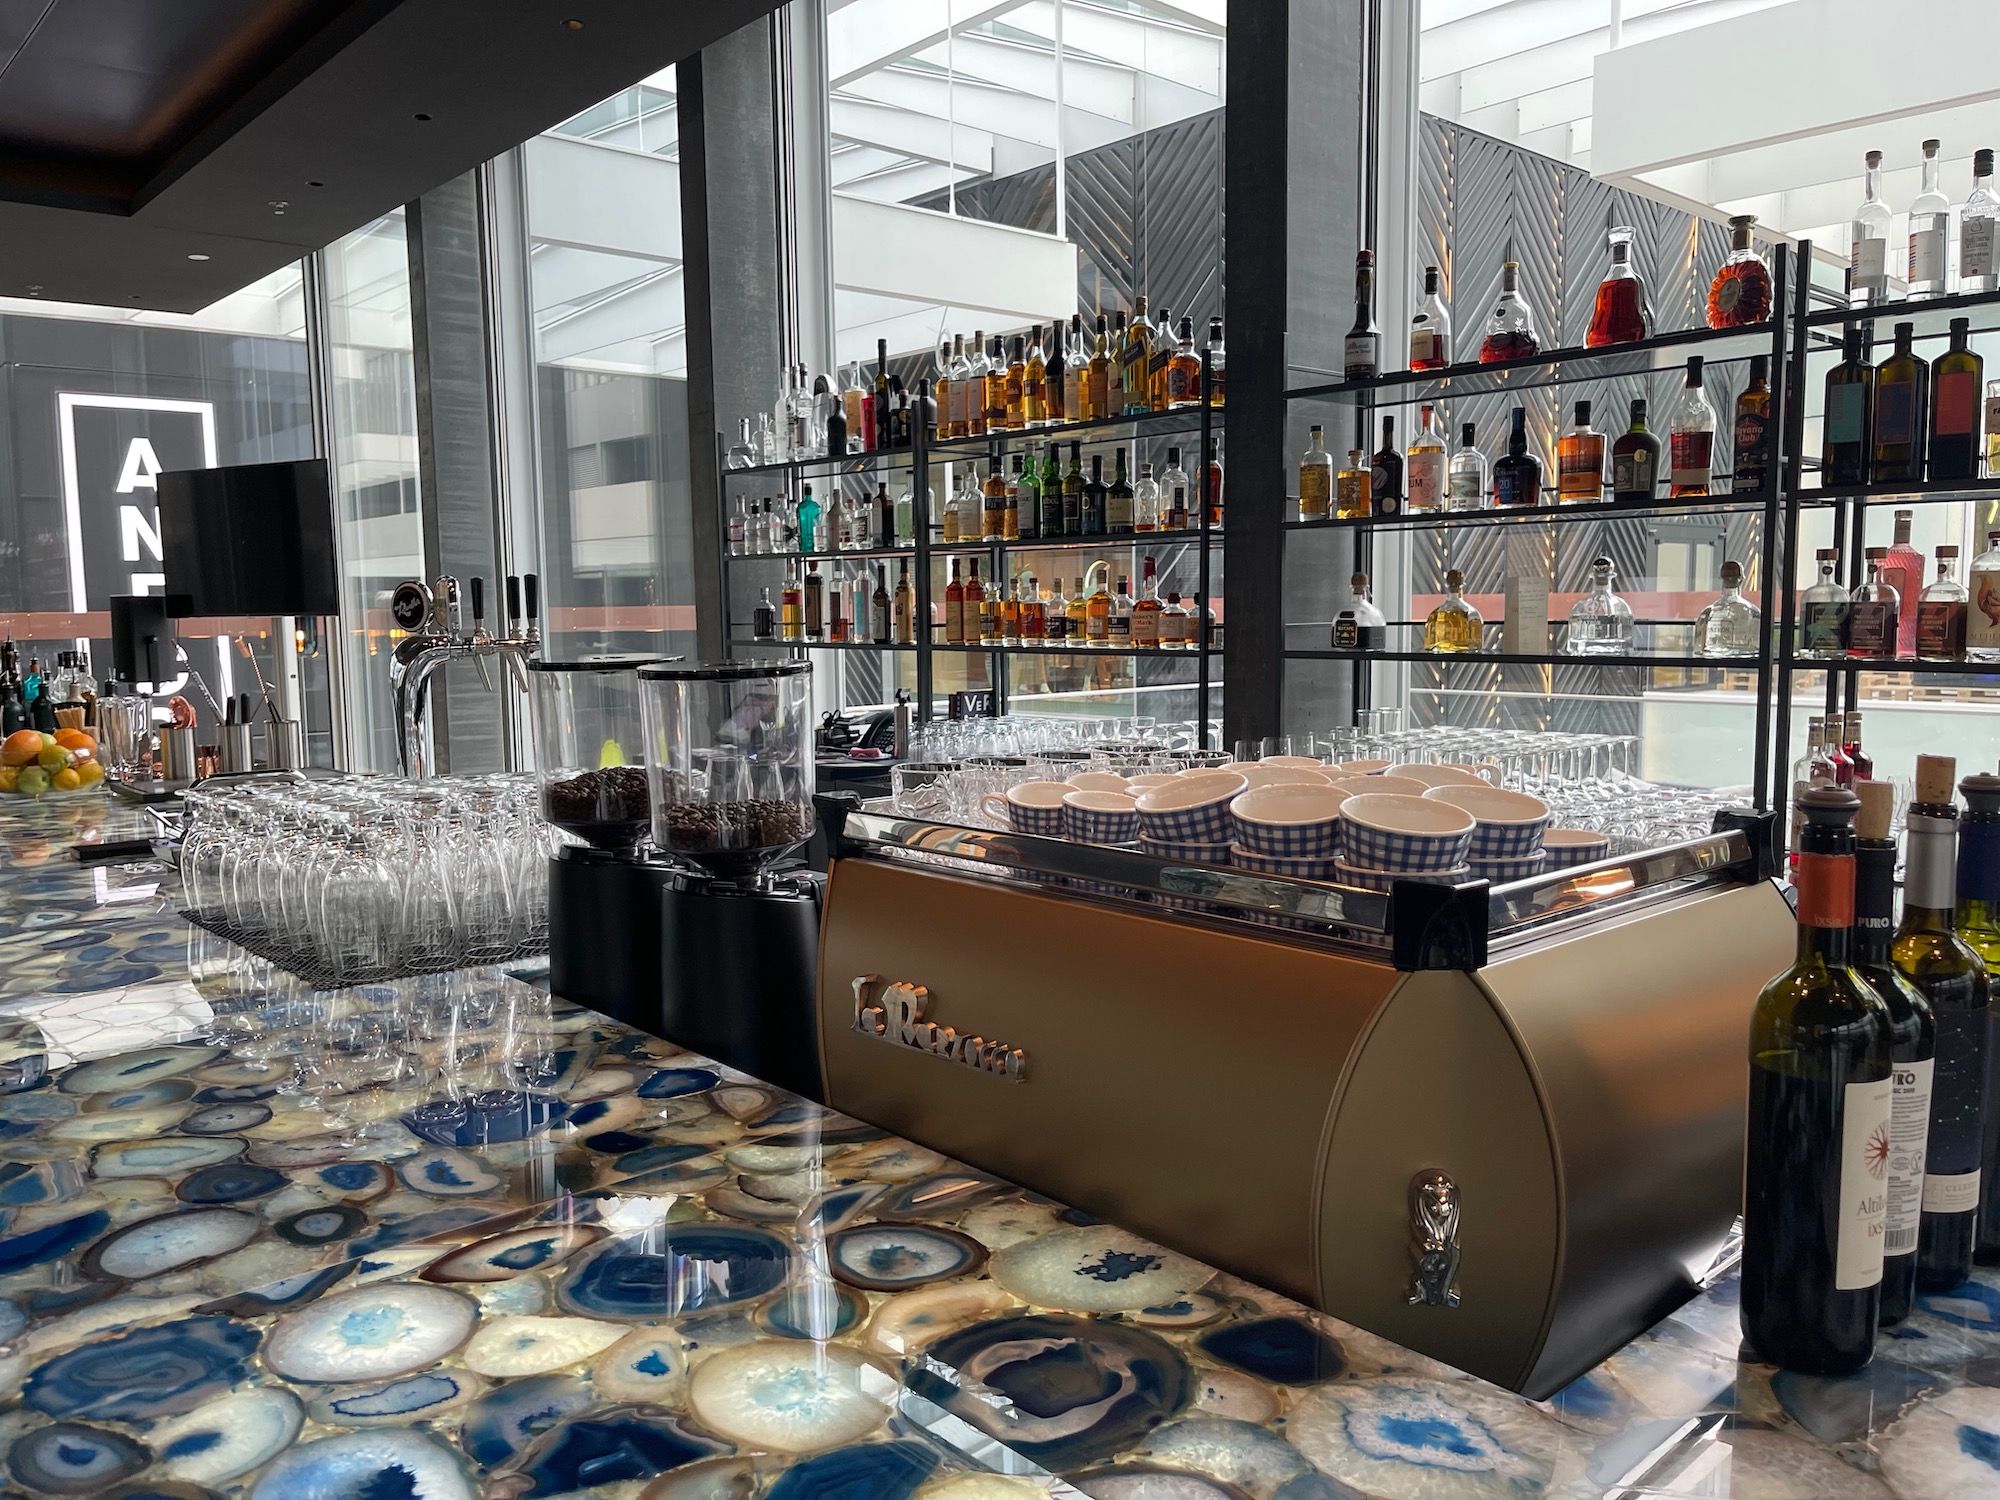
(1823, 326, 1874, 488)
(1957, 773, 2000, 1262)
(1872, 321, 1929, 485)
(1895, 755, 1995, 1292)
(1743, 784, 1893, 1373)
(1854, 779, 1936, 1326)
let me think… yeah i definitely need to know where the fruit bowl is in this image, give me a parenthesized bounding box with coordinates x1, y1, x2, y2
(0, 728, 106, 798)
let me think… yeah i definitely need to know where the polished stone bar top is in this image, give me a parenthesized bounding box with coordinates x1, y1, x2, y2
(1, 794, 1998, 1500)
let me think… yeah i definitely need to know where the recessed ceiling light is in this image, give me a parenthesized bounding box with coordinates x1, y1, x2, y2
(187, 253, 211, 261)
(561, 17, 583, 28)
(307, 180, 324, 188)
(413, 112, 433, 122)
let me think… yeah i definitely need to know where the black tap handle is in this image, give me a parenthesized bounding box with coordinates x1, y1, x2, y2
(469, 576, 485, 624)
(524, 573, 540, 621)
(506, 575, 522, 625)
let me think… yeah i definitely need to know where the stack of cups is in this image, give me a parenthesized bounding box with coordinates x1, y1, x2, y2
(1133, 772, 1247, 864)
(1334, 793, 1477, 891)
(1228, 783, 1349, 880)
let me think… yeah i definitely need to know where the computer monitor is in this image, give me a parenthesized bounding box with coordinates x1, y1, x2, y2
(157, 458, 339, 617)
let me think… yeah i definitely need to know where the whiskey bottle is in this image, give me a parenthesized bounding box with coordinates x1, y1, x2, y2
(1478, 260, 1541, 363)
(1907, 137, 1951, 298)
(1610, 398, 1662, 505)
(1299, 425, 1334, 520)
(1735, 355, 1774, 494)
(978, 567, 1000, 644)
(1082, 454, 1109, 536)
(1556, 400, 1605, 504)
(1108, 311, 1128, 412)
(1044, 321, 1065, 426)
(1161, 447, 1191, 531)
(1407, 405, 1447, 511)
(1025, 325, 1048, 426)
(1847, 547, 1900, 659)
(1020, 577, 1045, 643)
(945, 335, 970, 438)
(1798, 547, 1849, 658)
(1064, 314, 1086, 419)
(1929, 317, 1984, 481)
(803, 561, 825, 640)
(1004, 336, 1028, 430)
(1743, 784, 1893, 1373)
(1963, 149, 1999, 294)
(1345, 251, 1380, 380)
(1336, 449, 1372, 520)
(1896, 756, 1993, 1292)
(1086, 315, 1113, 420)
(1423, 570, 1483, 653)
(944, 558, 966, 644)
(1160, 590, 1191, 649)
(1085, 572, 1112, 646)
(1873, 322, 1929, 483)
(1710, 214, 1774, 328)
(1040, 443, 1062, 536)
(1448, 422, 1488, 511)
(966, 560, 990, 644)
(1108, 575, 1134, 647)
(780, 567, 806, 642)
(1370, 416, 1403, 515)
(872, 567, 893, 644)
(999, 579, 1021, 645)
(1147, 305, 1175, 411)
(1490, 406, 1542, 508)
(1123, 298, 1155, 414)
(1586, 224, 1651, 346)
(1167, 318, 1201, 408)
(1916, 546, 1968, 661)
(1044, 578, 1069, 645)
(1206, 317, 1226, 406)
(1062, 442, 1085, 537)
(1010, 454, 1033, 541)
(1206, 437, 1225, 528)
(894, 560, 915, 643)
(1132, 557, 1163, 648)
(1107, 448, 1135, 533)
(1694, 560, 1760, 658)
(1849, 148, 1893, 307)
(1823, 325, 1875, 487)
(1969, 529, 2000, 663)
(1133, 462, 1161, 531)
(752, 587, 776, 641)
(1668, 356, 1717, 497)
(1410, 265, 1451, 370)
(983, 337, 1008, 434)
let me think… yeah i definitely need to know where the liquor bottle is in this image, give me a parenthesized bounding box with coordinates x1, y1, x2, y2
(1003, 456, 1024, 541)
(1299, 424, 1334, 520)
(1565, 557, 1635, 656)
(1206, 317, 1226, 406)
(1064, 315, 1086, 420)
(945, 335, 969, 438)
(1824, 715, 1855, 790)
(1344, 251, 1380, 380)
(983, 337, 1008, 435)
(1020, 577, 1045, 643)
(1045, 321, 1065, 426)
(1160, 591, 1191, 649)
(1206, 436, 1225, 528)
(727, 417, 757, 471)
(1970, 529, 2000, 663)
(1823, 326, 1875, 487)
(798, 484, 822, 555)
(1735, 355, 1774, 494)
(1963, 149, 1999, 295)
(1082, 454, 1108, 536)
(1448, 422, 1488, 511)
(1132, 557, 1163, 648)
(1609, 395, 1661, 497)
(1044, 578, 1068, 645)
(1013, 454, 1038, 540)
(1424, 570, 1484, 653)
(1108, 575, 1134, 647)
(1962, 775, 2000, 1262)
(1694, 560, 1760, 657)
(1086, 315, 1113, 420)
(1025, 325, 1048, 426)
(1799, 547, 1850, 658)
(894, 560, 915, 644)
(999, 579, 1021, 645)
(874, 340, 894, 450)
(1410, 265, 1451, 370)
(803, 561, 825, 639)
(1370, 416, 1404, 515)
(1167, 318, 1201, 408)
(1669, 356, 1718, 497)
(1331, 572, 1388, 650)
(897, 479, 921, 546)
(874, 482, 893, 547)
(1108, 311, 1128, 412)
(1407, 405, 1447, 511)
(780, 568, 805, 642)
(965, 560, 989, 644)
(1040, 443, 1062, 536)
(1873, 322, 1929, 483)
(979, 458, 1005, 541)
(728, 496, 747, 555)
(1929, 317, 1984, 481)
(1478, 260, 1541, 363)
(1742, 784, 1892, 1374)
(941, 469, 965, 544)
(1133, 462, 1161, 531)
(1897, 756, 1994, 1292)
(1710, 214, 1774, 328)
(1162, 447, 1191, 531)
(1907, 138, 1951, 298)
(978, 567, 1000, 644)
(1849, 149, 1894, 307)
(1062, 442, 1086, 537)
(872, 567, 893, 644)
(1108, 448, 1135, 533)
(1844, 713, 1874, 783)
(1085, 572, 1111, 646)
(1336, 449, 1372, 520)
(1847, 547, 1901, 659)
(945, 558, 966, 645)
(1853, 777, 1936, 1327)
(1556, 400, 1605, 504)
(1586, 224, 1651, 346)
(1123, 298, 1155, 413)
(1005, 336, 1028, 429)
(1490, 406, 1542, 508)
(1917, 546, 1968, 661)
(752, 587, 776, 642)
(1147, 305, 1175, 411)
(824, 391, 847, 460)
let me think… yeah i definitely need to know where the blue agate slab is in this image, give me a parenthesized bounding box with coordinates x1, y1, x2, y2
(24, 1314, 260, 1421)
(178, 1101, 272, 1134)
(0, 1209, 110, 1274)
(765, 1441, 939, 1500)
(637, 1065, 723, 1099)
(176, 1162, 287, 1204)
(402, 1089, 566, 1146)
(7, 1420, 151, 1492)
(461, 1373, 598, 1465)
(248, 1429, 473, 1500)
(510, 1409, 726, 1496)
(559, 1225, 791, 1318)
(197, 1261, 356, 1317)
(1198, 1317, 1348, 1385)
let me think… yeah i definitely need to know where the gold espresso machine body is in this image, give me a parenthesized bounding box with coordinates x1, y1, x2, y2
(814, 809, 1791, 1398)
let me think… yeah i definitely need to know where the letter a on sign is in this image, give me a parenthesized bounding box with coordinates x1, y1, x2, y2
(115, 438, 164, 493)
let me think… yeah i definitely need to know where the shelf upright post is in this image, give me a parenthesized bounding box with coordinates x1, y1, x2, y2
(1750, 243, 1792, 813)
(913, 409, 934, 723)
(989, 434, 1008, 720)
(717, 431, 735, 661)
(1198, 356, 1214, 749)
(1770, 238, 1816, 813)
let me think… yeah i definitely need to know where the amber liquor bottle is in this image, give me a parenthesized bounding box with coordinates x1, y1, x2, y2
(1734, 355, 1774, 494)
(1872, 322, 1928, 485)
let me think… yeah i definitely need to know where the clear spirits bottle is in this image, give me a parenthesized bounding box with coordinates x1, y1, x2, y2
(1447, 422, 1488, 511)
(1160, 590, 1190, 649)
(1798, 547, 1849, 658)
(1963, 149, 1999, 294)
(1907, 137, 1952, 297)
(1331, 572, 1388, 650)
(727, 417, 757, 470)
(1133, 462, 1161, 531)
(1109, 575, 1134, 647)
(1478, 260, 1541, 363)
(1565, 556, 1635, 656)
(1695, 560, 1761, 657)
(1206, 317, 1226, 406)
(1556, 400, 1605, 504)
(1299, 425, 1334, 520)
(1407, 405, 1447, 511)
(1849, 148, 1894, 306)
(727, 496, 748, 555)
(1968, 529, 2000, 663)
(1410, 266, 1451, 370)
(1587, 225, 1651, 346)
(1160, 447, 1191, 531)
(1668, 356, 1718, 497)
(1916, 546, 1968, 661)
(1424, 570, 1484, 653)
(1709, 215, 1774, 328)
(1847, 547, 1901, 659)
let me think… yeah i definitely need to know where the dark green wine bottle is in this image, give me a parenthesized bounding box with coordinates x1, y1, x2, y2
(1822, 325, 1874, 487)
(1743, 786, 1893, 1373)
(1872, 321, 1929, 484)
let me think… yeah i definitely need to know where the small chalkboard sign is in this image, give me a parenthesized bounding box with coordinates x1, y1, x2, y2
(947, 690, 995, 721)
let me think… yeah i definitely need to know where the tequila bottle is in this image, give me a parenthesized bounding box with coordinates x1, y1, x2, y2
(1447, 422, 1488, 511)
(1969, 529, 2000, 663)
(1332, 572, 1388, 650)
(1798, 547, 1849, 658)
(1849, 148, 1894, 306)
(1907, 137, 1951, 297)
(1962, 148, 1999, 294)
(1695, 560, 1761, 657)
(1565, 557, 1635, 656)
(1916, 546, 1968, 661)
(1424, 569, 1484, 653)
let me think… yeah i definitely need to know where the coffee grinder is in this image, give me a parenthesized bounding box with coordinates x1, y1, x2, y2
(531, 654, 680, 1028)
(637, 660, 823, 1099)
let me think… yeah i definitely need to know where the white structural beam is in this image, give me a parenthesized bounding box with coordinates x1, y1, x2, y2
(909, 33, 1135, 121)
(1003, 1, 1224, 97)
(829, 96, 996, 172)
(833, 193, 1075, 323)
(535, 265, 686, 372)
(529, 243, 674, 313)
(523, 134, 681, 264)
(842, 68, 1063, 147)
(829, 0, 1031, 87)
(833, 158, 971, 203)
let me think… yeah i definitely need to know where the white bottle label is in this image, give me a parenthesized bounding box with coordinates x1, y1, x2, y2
(1908, 223, 1946, 285)
(1923, 1169, 1982, 1215)
(1885, 1057, 1933, 1256)
(1449, 469, 1483, 508)
(1343, 334, 1378, 374)
(1964, 218, 1997, 280)
(1971, 562, 2000, 652)
(1407, 452, 1445, 509)
(1835, 1075, 1892, 1291)
(1850, 232, 1888, 292)
(1410, 328, 1436, 365)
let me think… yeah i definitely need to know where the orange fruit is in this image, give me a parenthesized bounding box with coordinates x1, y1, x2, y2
(1, 729, 42, 767)
(53, 729, 94, 755)
(75, 760, 105, 787)
(50, 767, 79, 792)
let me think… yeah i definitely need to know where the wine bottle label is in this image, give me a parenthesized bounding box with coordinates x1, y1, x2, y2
(1965, 218, 1997, 279)
(1876, 381, 1917, 445)
(1923, 1169, 1981, 1215)
(1908, 223, 1947, 284)
(1826, 384, 1867, 444)
(1885, 1057, 1934, 1255)
(1794, 851, 1856, 927)
(1669, 431, 1713, 486)
(1835, 1074, 1892, 1291)
(1937, 370, 1978, 434)
(1917, 601, 1965, 658)
(1847, 601, 1895, 655)
(1343, 334, 1378, 375)
(1408, 452, 1445, 507)
(1850, 233, 1888, 291)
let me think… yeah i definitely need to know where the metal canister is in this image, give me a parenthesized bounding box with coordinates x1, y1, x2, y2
(219, 723, 254, 774)
(160, 725, 197, 781)
(264, 719, 302, 770)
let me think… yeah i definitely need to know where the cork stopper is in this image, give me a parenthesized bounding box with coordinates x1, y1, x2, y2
(1855, 778, 1895, 841)
(1915, 753, 1958, 807)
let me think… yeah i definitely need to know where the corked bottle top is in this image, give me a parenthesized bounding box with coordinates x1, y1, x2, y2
(1855, 778, 1896, 841)
(1915, 753, 1958, 808)
(1963, 772, 2000, 816)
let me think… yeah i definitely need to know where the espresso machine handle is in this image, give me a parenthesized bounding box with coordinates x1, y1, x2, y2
(506, 575, 522, 631)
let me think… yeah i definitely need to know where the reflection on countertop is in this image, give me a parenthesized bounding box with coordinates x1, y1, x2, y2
(0, 793, 1996, 1498)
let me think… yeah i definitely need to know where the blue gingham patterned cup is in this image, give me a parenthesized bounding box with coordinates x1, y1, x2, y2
(1232, 845, 1339, 880)
(1467, 814, 1551, 861)
(1230, 784, 1347, 858)
(1335, 859, 1473, 891)
(1134, 772, 1247, 845)
(1420, 786, 1551, 861)
(1471, 852, 1548, 884)
(981, 782, 1069, 837)
(1140, 836, 1233, 865)
(1339, 793, 1476, 873)
(1062, 792, 1139, 845)
(1541, 829, 1612, 868)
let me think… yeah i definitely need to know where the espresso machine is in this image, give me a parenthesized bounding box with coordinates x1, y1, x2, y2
(636, 660, 823, 1099)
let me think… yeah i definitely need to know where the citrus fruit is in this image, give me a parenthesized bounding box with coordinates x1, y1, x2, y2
(50, 767, 79, 792)
(0, 767, 17, 793)
(36, 745, 69, 772)
(53, 729, 94, 755)
(1, 730, 42, 767)
(75, 761, 104, 787)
